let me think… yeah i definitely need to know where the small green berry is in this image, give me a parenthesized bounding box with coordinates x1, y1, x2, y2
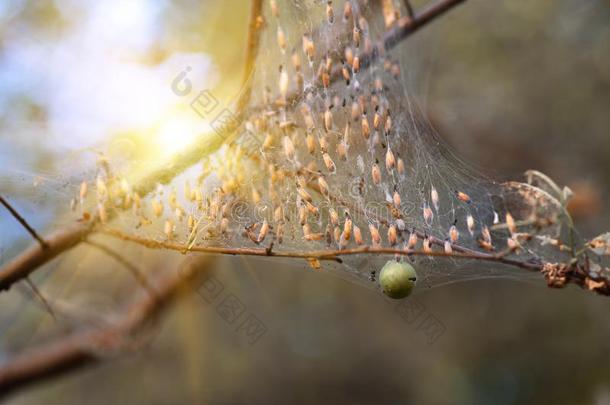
(379, 260, 417, 299)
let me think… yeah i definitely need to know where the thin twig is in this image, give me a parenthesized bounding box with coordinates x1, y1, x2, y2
(99, 226, 538, 270)
(98, 227, 610, 295)
(236, 0, 264, 115)
(0, 195, 48, 249)
(84, 240, 158, 298)
(0, 255, 213, 400)
(0, 222, 94, 292)
(403, 0, 415, 18)
(23, 278, 57, 321)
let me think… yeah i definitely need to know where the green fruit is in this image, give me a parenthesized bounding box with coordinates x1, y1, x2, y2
(379, 260, 417, 299)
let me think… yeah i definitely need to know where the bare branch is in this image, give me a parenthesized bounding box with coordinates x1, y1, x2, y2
(97, 227, 610, 296)
(236, 0, 264, 114)
(0, 222, 93, 292)
(98, 226, 532, 267)
(0, 195, 49, 249)
(0, 255, 213, 400)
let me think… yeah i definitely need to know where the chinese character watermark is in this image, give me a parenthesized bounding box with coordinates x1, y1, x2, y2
(352, 256, 447, 345)
(395, 298, 446, 345)
(189, 273, 268, 345)
(171, 66, 261, 152)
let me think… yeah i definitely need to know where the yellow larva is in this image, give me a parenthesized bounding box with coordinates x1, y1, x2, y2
(423, 236, 432, 253)
(388, 224, 397, 246)
(361, 113, 370, 139)
(270, 0, 278, 18)
(322, 152, 336, 173)
(326, 1, 334, 23)
(303, 35, 315, 63)
(318, 175, 330, 197)
(79, 181, 88, 202)
(152, 199, 163, 217)
(407, 230, 418, 250)
(297, 186, 313, 203)
(506, 212, 516, 234)
(306, 133, 316, 154)
(385, 148, 395, 171)
(343, 1, 352, 20)
(423, 204, 433, 226)
(354, 225, 363, 245)
(449, 225, 459, 243)
(431, 186, 439, 211)
(353, 55, 360, 73)
(277, 26, 286, 52)
(279, 66, 288, 100)
(467, 214, 475, 236)
(369, 223, 381, 246)
(393, 190, 401, 208)
(97, 203, 107, 223)
(329, 207, 339, 226)
(258, 220, 269, 243)
(397, 157, 405, 176)
(164, 219, 174, 239)
(299, 206, 308, 226)
(187, 215, 195, 233)
(292, 52, 301, 71)
(264, 133, 275, 150)
(371, 161, 381, 185)
(283, 135, 295, 160)
(353, 27, 360, 47)
(342, 64, 350, 84)
(345, 47, 354, 67)
(319, 134, 329, 152)
(343, 214, 353, 240)
(324, 107, 333, 132)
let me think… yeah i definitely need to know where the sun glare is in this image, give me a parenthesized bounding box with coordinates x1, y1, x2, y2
(154, 114, 207, 157)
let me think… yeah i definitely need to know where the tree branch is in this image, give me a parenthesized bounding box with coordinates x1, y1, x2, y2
(0, 195, 49, 249)
(98, 227, 610, 296)
(0, 255, 213, 400)
(0, 222, 94, 292)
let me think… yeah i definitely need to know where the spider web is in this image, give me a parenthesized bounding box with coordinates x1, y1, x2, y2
(72, 0, 574, 294)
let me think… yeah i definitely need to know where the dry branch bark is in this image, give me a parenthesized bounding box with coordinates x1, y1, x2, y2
(0, 255, 213, 400)
(0, 222, 93, 291)
(97, 227, 610, 296)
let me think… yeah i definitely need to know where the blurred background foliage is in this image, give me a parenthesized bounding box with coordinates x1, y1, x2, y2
(1, 0, 610, 404)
